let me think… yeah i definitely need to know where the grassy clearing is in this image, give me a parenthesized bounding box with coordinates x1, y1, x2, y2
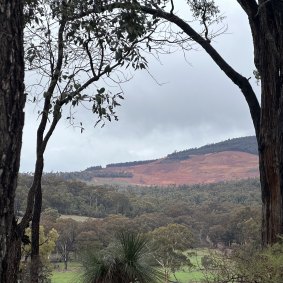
(169, 248, 212, 283)
(51, 272, 79, 283)
(51, 249, 212, 283)
(51, 265, 204, 283)
(59, 215, 96, 222)
(187, 249, 205, 264)
(51, 267, 203, 283)
(171, 268, 204, 282)
(51, 262, 82, 283)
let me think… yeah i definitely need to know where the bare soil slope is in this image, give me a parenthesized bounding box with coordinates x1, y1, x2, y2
(91, 151, 259, 186)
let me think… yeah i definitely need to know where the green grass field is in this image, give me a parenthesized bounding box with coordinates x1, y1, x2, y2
(169, 249, 209, 282)
(171, 268, 204, 282)
(51, 262, 82, 283)
(51, 268, 204, 283)
(51, 272, 78, 283)
(51, 269, 204, 283)
(51, 249, 211, 283)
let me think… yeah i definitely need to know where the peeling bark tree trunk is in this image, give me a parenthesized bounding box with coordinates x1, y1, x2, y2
(255, 2, 283, 245)
(0, 0, 25, 282)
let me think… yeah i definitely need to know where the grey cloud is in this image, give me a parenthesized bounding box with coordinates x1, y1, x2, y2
(20, 1, 259, 172)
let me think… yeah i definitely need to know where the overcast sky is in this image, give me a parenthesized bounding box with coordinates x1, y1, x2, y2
(21, 1, 260, 172)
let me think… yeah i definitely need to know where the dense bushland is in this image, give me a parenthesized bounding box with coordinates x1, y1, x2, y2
(16, 175, 261, 248)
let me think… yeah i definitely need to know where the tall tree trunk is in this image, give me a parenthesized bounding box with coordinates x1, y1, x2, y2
(29, 109, 61, 282)
(30, 153, 46, 283)
(25, 18, 64, 279)
(0, 0, 25, 282)
(30, 178, 43, 283)
(256, 1, 283, 245)
(6, 237, 22, 283)
(0, 0, 25, 283)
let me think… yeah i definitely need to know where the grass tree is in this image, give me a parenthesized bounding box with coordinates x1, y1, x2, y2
(80, 232, 163, 283)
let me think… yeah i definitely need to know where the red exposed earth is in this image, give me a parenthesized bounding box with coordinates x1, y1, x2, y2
(91, 151, 259, 186)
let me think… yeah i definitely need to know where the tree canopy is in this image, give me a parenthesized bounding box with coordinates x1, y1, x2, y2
(2, 0, 283, 282)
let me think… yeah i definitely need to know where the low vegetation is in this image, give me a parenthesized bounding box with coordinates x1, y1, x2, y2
(52, 244, 283, 283)
(15, 175, 268, 282)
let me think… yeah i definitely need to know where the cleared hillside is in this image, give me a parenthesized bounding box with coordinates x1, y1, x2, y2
(56, 136, 259, 185)
(84, 136, 258, 170)
(89, 151, 259, 185)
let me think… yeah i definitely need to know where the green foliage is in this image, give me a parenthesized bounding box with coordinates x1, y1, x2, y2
(234, 243, 283, 283)
(55, 218, 78, 270)
(201, 255, 215, 269)
(149, 224, 194, 279)
(91, 170, 133, 178)
(106, 159, 157, 168)
(80, 232, 162, 283)
(20, 226, 58, 283)
(201, 243, 283, 283)
(20, 261, 53, 283)
(23, 0, 159, 131)
(22, 226, 59, 260)
(188, 0, 221, 24)
(150, 223, 194, 251)
(16, 175, 261, 248)
(84, 165, 103, 171)
(166, 136, 257, 161)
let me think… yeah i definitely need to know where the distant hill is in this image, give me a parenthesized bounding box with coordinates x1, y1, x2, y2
(165, 136, 257, 161)
(84, 136, 257, 169)
(55, 136, 259, 186)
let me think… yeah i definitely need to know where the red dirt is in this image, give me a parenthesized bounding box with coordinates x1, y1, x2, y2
(91, 151, 259, 186)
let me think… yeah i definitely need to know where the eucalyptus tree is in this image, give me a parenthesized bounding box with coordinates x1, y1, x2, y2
(101, 0, 283, 246)
(0, 1, 26, 282)
(54, 218, 78, 271)
(18, 1, 161, 282)
(149, 224, 194, 282)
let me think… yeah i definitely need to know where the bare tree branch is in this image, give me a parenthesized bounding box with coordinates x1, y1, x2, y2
(139, 4, 261, 139)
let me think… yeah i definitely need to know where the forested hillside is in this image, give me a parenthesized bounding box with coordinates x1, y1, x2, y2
(165, 136, 257, 161)
(16, 174, 261, 247)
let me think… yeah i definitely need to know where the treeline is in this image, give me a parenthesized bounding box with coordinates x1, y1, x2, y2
(106, 159, 156, 168)
(166, 136, 257, 161)
(92, 171, 133, 178)
(43, 171, 95, 181)
(16, 175, 262, 247)
(43, 170, 133, 181)
(85, 166, 103, 171)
